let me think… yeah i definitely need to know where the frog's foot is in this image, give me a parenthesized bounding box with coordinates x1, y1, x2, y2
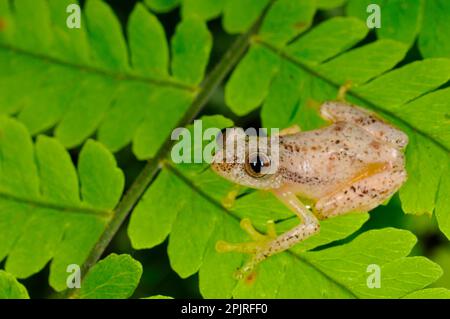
(337, 80, 353, 101)
(215, 218, 277, 279)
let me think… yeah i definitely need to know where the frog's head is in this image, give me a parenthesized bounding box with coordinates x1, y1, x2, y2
(211, 128, 282, 190)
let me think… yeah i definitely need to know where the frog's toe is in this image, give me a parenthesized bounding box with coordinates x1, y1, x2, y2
(215, 218, 276, 254)
(215, 240, 259, 254)
(239, 218, 266, 241)
(221, 184, 241, 209)
(337, 80, 353, 101)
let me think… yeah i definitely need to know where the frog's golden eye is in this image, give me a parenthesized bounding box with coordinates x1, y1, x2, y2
(245, 152, 271, 178)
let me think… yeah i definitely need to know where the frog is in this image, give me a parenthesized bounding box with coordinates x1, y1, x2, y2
(211, 100, 409, 279)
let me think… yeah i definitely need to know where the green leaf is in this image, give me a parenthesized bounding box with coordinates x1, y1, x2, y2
(167, 182, 221, 278)
(0, 116, 124, 291)
(144, 0, 270, 34)
(316, 39, 408, 85)
(258, 0, 316, 47)
(223, 0, 270, 34)
(47, 0, 90, 63)
(376, 0, 422, 45)
(317, 0, 347, 10)
(85, 0, 128, 71)
(346, 257, 442, 298)
(0, 0, 210, 158)
(144, 295, 174, 299)
(286, 17, 369, 66)
(182, 0, 225, 20)
(128, 170, 185, 250)
(353, 59, 450, 108)
(436, 165, 450, 238)
(429, 246, 450, 290)
(13, 0, 53, 55)
(144, 0, 180, 13)
(128, 3, 169, 78)
(398, 131, 447, 217)
(0, 270, 29, 299)
(171, 18, 213, 86)
(419, 0, 450, 58)
(346, 0, 422, 46)
(403, 288, 450, 299)
(225, 44, 280, 116)
(78, 137, 124, 210)
(347, 0, 450, 59)
(77, 254, 142, 299)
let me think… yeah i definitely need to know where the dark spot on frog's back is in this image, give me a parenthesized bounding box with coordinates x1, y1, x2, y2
(214, 162, 236, 172)
(333, 121, 347, 132)
(370, 140, 381, 150)
(283, 143, 293, 152)
(282, 142, 302, 153)
(279, 167, 326, 185)
(0, 19, 5, 31)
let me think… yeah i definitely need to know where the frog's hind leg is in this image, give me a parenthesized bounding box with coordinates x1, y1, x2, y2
(217, 189, 320, 279)
(315, 164, 407, 219)
(320, 101, 409, 150)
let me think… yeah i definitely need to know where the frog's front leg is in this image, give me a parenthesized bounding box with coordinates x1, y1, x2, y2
(216, 189, 320, 279)
(337, 80, 353, 101)
(278, 124, 301, 136)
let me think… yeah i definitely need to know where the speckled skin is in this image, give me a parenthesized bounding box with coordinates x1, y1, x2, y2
(212, 101, 409, 278)
(279, 106, 408, 219)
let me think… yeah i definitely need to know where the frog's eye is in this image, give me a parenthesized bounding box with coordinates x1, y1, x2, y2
(245, 152, 271, 178)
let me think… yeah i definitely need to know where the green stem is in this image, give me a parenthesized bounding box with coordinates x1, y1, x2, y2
(64, 7, 271, 299)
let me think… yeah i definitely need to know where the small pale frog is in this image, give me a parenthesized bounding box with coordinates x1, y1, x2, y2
(212, 100, 408, 279)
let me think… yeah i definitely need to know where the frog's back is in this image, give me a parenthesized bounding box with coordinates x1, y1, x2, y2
(277, 122, 404, 199)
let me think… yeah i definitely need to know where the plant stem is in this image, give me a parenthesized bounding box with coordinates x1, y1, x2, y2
(64, 7, 272, 298)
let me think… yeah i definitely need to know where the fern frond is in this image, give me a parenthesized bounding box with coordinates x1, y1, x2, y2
(0, 0, 211, 159)
(0, 116, 124, 291)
